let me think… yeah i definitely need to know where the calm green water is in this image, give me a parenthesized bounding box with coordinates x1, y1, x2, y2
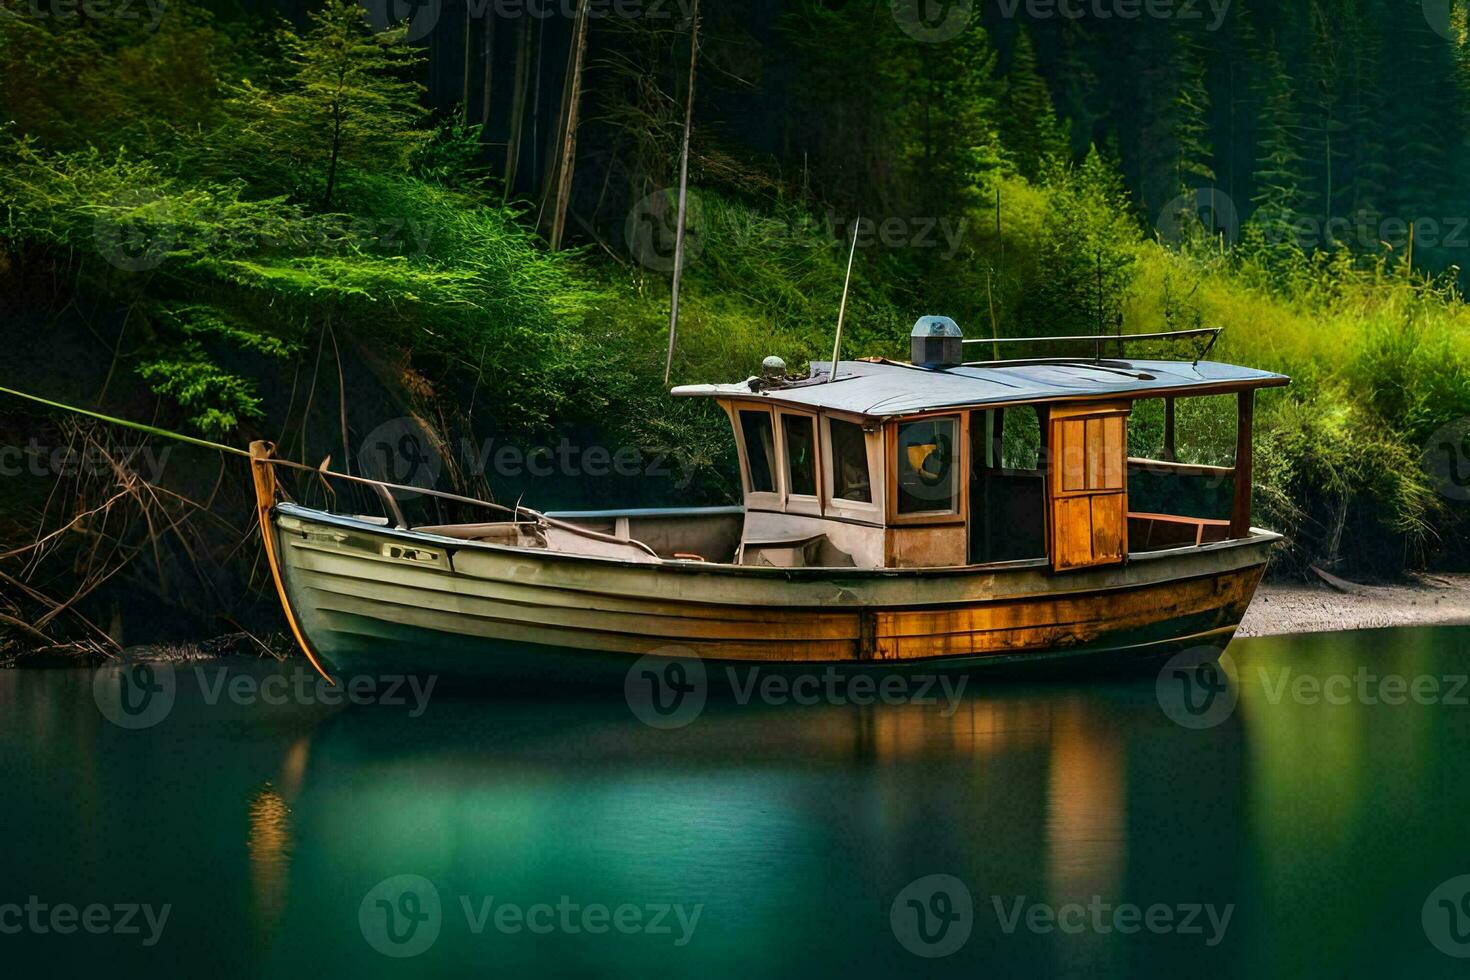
(4, 627, 1470, 978)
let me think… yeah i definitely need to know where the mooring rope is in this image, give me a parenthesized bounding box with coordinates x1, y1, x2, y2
(0, 384, 252, 457)
(0, 382, 662, 556)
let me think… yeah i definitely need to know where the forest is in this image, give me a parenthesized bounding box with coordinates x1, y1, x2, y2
(3, 0, 1470, 650)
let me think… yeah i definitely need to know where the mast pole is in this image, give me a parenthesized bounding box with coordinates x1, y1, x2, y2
(826, 217, 861, 383)
(663, 0, 700, 385)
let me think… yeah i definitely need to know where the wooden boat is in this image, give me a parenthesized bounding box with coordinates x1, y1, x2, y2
(250, 320, 1288, 686)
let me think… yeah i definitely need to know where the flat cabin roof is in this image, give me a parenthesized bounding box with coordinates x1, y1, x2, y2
(671, 357, 1289, 420)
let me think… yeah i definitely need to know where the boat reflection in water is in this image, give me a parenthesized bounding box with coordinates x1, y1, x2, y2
(250, 677, 1247, 978)
(8, 629, 1470, 978)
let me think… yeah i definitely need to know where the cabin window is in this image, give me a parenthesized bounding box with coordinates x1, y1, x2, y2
(896, 416, 959, 514)
(739, 410, 776, 493)
(829, 419, 872, 503)
(782, 414, 818, 497)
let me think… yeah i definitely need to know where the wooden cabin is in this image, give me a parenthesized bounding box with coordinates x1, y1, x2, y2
(671, 318, 1288, 573)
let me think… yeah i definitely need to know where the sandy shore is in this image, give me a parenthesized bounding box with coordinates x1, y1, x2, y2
(1241, 572, 1470, 638)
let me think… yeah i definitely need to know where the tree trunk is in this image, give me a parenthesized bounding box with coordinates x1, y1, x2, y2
(462, 2, 473, 109)
(481, 7, 496, 130)
(324, 110, 343, 210)
(503, 17, 532, 197)
(542, 0, 590, 249)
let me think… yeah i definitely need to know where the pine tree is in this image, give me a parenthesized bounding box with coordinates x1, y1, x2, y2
(230, 0, 429, 208)
(999, 28, 1069, 181)
(1249, 43, 1309, 253)
(1052, 17, 1100, 157)
(1298, 0, 1349, 229)
(1172, 30, 1216, 191)
(880, 13, 1006, 218)
(1025, 145, 1139, 337)
(1333, 0, 1389, 224)
(1215, 0, 1262, 210)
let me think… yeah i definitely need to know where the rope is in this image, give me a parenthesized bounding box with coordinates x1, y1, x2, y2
(0, 384, 251, 457)
(0, 383, 662, 558)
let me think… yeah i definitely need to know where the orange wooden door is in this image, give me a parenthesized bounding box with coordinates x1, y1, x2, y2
(1048, 402, 1130, 571)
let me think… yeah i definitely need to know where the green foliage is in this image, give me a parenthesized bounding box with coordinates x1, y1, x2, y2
(1020, 147, 1140, 337)
(782, 0, 1005, 217)
(1171, 31, 1215, 190)
(5, 0, 1470, 576)
(226, 0, 429, 207)
(1000, 28, 1071, 181)
(1249, 43, 1310, 255)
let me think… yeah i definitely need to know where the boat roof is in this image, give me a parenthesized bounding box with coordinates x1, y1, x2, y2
(671, 358, 1289, 419)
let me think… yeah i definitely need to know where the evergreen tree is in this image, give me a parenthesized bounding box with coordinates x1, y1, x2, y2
(1382, 6, 1462, 242)
(1119, 21, 1182, 218)
(1024, 146, 1139, 337)
(1051, 17, 1101, 157)
(1249, 43, 1309, 253)
(230, 0, 429, 208)
(1298, 0, 1349, 229)
(1215, 0, 1263, 209)
(1333, 1, 1389, 224)
(999, 28, 1069, 181)
(880, 13, 1006, 218)
(1172, 30, 1216, 191)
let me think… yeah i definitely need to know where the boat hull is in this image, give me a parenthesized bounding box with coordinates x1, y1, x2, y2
(269, 504, 1274, 687)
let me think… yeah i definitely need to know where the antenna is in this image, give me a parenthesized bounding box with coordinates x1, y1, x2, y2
(663, 0, 700, 386)
(1094, 250, 1103, 363)
(826, 216, 861, 383)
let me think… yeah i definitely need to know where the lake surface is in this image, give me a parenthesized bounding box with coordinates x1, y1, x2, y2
(4, 627, 1470, 977)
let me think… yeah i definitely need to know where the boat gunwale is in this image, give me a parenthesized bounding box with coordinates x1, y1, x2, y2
(273, 501, 1282, 580)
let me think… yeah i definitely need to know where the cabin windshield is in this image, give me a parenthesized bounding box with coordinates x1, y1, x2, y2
(739, 410, 776, 494)
(829, 419, 871, 502)
(782, 414, 818, 497)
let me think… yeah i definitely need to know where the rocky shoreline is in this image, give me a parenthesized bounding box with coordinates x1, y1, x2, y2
(1239, 572, 1470, 638)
